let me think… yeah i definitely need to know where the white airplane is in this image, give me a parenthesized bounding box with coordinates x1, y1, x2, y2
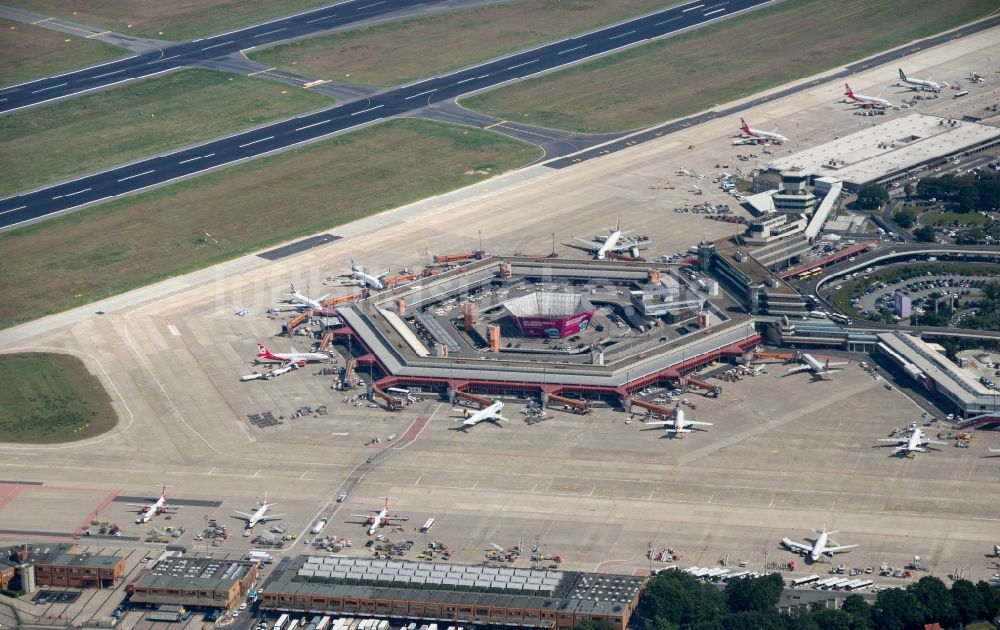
(127, 484, 177, 524)
(453, 400, 508, 431)
(786, 354, 848, 379)
(568, 216, 643, 260)
(255, 343, 328, 365)
(844, 83, 892, 109)
(641, 408, 712, 436)
(781, 526, 857, 563)
(736, 118, 788, 145)
(878, 423, 948, 456)
(233, 492, 286, 529)
(286, 283, 329, 310)
(353, 497, 407, 535)
(342, 260, 389, 290)
(897, 68, 940, 92)
(968, 71, 986, 84)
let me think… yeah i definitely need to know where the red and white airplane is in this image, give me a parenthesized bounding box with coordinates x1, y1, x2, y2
(233, 492, 286, 530)
(844, 83, 892, 109)
(735, 118, 788, 145)
(353, 497, 408, 535)
(127, 484, 177, 524)
(787, 353, 848, 380)
(255, 343, 329, 365)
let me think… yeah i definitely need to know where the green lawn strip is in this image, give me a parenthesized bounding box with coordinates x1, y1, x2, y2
(0, 18, 126, 88)
(0, 69, 331, 198)
(0, 119, 540, 329)
(0, 353, 117, 443)
(463, 0, 1000, 133)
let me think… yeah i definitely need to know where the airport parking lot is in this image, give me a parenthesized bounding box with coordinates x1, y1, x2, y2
(1, 26, 1000, 623)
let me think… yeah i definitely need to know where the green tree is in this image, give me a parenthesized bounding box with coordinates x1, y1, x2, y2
(840, 594, 872, 630)
(913, 225, 936, 242)
(726, 573, 784, 613)
(903, 182, 914, 200)
(949, 579, 986, 624)
(871, 588, 923, 630)
(892, 211, 914, 229)
(857, 184, 890, 210)
(721, 610, 787, 630)
(641, 569, 727, 629)
(807, 606, 852, 630)
(976, 579, 1000, 618)
(907, 576, 957, 627)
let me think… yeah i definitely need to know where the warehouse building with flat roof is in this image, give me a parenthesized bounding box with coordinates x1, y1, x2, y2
(128, 555, 258, 611)
(760, 113, 1000, 191)
(261, 556, 644, 630)
(8, 543, 125, 589)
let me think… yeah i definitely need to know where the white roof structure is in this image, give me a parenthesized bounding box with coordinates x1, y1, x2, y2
(765, 114, 1000, 188)
(503, 291, 593, 318)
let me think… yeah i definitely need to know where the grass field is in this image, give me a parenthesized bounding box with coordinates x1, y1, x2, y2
(0, 18, 125, 88)
(0, 353, 117, 443)
(3, 0, 333, 40)
(922, 211, 992, 226)
(0, 119, 539, 329)
(463, 0, 1000, 133)
(250, 0, 677, 87)
(0, 69, 330, 198)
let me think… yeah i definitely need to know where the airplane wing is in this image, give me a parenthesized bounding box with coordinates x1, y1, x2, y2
(233, 511, 253, 519)
(641, 421, 672, 428)
(824, 544, 858, 554)
(125, 503, 151, 508)
(266, 513, 286, 519)
(877, 438, 906, 444)
(572, 236, 603, 248)
(377, 269, 391, 280)
(924, 439, 949, 446)
(781, 538, 812, 553)
(826, 362, 849, 367)
(786, 365, 811, 374)
(689, 421, 713, 427)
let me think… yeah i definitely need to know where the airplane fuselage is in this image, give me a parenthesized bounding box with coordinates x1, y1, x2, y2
(596, 231, 623, 260)
(291, 292, 324, 310)
(138, 497, 165, 523)
(245, 504, 270, 528)
(464, 401, 505, 427)
(368, 509, 388, 535)
(810, 531, 830, 562)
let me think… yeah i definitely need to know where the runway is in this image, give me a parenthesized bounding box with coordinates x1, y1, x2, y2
(0, 0, 775, 230)
(0, 0, 463, 116)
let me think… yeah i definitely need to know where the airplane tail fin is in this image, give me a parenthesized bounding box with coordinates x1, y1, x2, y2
(257, 343, 268, 357)
(898, 68, 906, 81)
(844, 83, 854, 97)
(740, 117, 750, 133)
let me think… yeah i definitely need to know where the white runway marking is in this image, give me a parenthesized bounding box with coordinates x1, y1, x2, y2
(91, 69, 126, 79)
(294, 119, 332, 131)
(507, 59, 540, 70)
(351, 104, 383, 116)
(704, 8, 726, 16)
(682, 3, 704, 11)
(117, 169, 155, 182)
(608, 30, 636, 40)
(238, 135, 275, 148)
(31, 82, 68, 94)
(405, 89, 437, 100)
(63, 187, 91, 197)
(177, 153, 214, 165)
(306, 14, 337, 23)
(201, 40, 235, 51)
(254, 28, 287, 38)
(557, 44, 587, 55)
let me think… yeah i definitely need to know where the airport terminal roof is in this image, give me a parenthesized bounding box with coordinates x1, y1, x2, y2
(764, 114, 1000, 187)
(20, 544, 122, 569)
(879, 331, 998, 410)
(266, 556, 643, 614)
(503, 292, 594, 318)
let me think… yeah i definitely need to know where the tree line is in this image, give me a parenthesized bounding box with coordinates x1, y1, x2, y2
(575, 571, 1000, 630)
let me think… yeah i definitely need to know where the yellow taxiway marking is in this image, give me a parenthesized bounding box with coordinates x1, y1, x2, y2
(246, 67, 276, 77)
(86, 30, 112, 38)
(483, 120, 508, 130)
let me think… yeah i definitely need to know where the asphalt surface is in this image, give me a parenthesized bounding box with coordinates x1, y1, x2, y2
(544, 12, 1000, 169)
(0, 0, 457, 116)
(0, 0, 776, 230)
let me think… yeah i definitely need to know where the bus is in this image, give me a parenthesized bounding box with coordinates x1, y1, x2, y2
(274, 614, 290, 630)
(790, 574, 821, 588)
(420, 518, 435, 532)
(830, 313, 852, 325)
